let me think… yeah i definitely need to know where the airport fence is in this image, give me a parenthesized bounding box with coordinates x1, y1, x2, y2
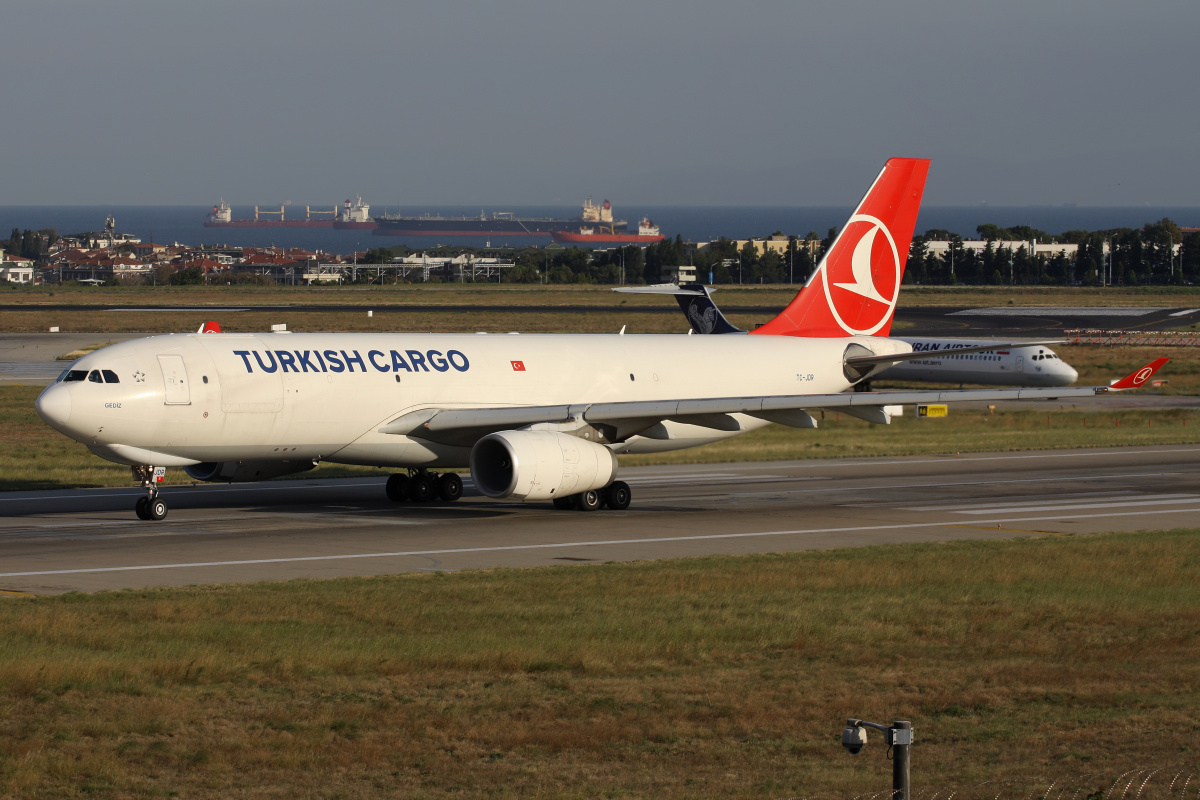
(1064, 329, 1200, 347)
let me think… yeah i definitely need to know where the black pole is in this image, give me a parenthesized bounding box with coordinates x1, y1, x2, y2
(892, 720, 911, 800)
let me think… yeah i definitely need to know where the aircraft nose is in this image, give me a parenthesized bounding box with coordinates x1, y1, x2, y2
(36, 384, 73, 431)
(1063, 364, 1079, 383)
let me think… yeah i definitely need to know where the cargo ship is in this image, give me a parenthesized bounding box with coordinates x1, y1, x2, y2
(332, 196, 377, 230)
(552, 217, 664, 245)
(203, 201, 337, 228)
(372, 197, 630, 238)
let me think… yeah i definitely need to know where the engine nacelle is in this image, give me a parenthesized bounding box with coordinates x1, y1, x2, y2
(470, 430, 618, 501)
(184, 460, 316, 483)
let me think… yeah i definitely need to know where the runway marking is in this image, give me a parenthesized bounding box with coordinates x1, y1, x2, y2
(0, 508, 432, 534)
(1169, 309, 1200, 317)
(728, 472, 1185, 499)
(902, 492, 1197, 512)
(0, 481, 392, 503)
(2, 505, 1196, 579)
(951, 307, 1166, 317)
(628, 474, 788, 487)
(0, 589, 36, 597)
(954, 496, 1200, 515)
(777, 447, 1200, 470)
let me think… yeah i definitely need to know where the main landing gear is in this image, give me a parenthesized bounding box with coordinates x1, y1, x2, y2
(385, 470, 463, 504)
(552, 480, 631, 512)
(133, 465, 168, 521)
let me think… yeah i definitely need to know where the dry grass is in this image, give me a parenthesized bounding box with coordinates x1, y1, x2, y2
(1, 530, 1198, 798)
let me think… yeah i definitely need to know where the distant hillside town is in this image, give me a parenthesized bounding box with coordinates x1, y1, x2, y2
(2, 216, 1198, 287)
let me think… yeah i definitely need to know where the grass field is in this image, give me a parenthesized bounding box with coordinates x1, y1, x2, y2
(1, 530, 1198, 798)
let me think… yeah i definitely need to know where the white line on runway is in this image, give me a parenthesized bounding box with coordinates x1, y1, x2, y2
(3, 506, 1196, 579)
(953, 496, 1200, 515)
(3, 447, 1198, 506)
(1169, 309, 1200, 317)
(0, 481, 391, 503)
(728, 472, 1185, 499)
(902, 492, 1196, 512)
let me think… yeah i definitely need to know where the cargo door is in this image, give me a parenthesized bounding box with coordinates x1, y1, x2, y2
(197, 336, 283, 413)
(157, 354, 191, 405)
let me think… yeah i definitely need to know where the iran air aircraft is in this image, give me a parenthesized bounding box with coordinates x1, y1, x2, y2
(35, 158, 1166, 521)
(625, 284, 1079, 387)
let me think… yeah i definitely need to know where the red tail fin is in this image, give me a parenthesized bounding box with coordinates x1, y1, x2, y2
(751, 157, 930, 337)
(1108, 357, 1169, 390)
(199, 321, 222, 334)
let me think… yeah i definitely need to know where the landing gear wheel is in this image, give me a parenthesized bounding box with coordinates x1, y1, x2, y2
(437, 472, 463, 502)
(603, 480, 631, 510)
(552, 496, 574, 510)
(385, 473, 410, 502)
(407, 474, 434, 503)
(148, 498, 168, 521)
(135, 496, 150, 520)
(574, 490, 602, 512)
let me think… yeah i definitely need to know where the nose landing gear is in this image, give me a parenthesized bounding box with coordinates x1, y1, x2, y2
(132, 466, 168, 521)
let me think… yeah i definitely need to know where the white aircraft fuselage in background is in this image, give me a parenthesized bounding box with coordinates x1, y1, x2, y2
(887, 338, 1077, 386)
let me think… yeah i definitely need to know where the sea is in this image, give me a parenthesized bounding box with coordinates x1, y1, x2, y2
(2, 205, 1197, 255)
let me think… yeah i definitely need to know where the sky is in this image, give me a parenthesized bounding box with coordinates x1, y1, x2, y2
(3, 0, 1198, 207)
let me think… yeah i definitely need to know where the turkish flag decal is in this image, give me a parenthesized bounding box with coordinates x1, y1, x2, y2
(511, 361, 526, 371)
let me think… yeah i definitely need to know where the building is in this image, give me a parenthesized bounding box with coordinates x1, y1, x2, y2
(696, 235, 821, 258)
(0, 250, 34, 283)
(660, 265, 697, 285)
(924, 240, 1080, 259)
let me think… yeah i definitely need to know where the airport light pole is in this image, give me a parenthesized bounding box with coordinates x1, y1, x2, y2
(1107, 235, 1116, 287)
(841, 718, 912, 800)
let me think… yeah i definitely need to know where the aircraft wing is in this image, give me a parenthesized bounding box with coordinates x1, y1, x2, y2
(381, 358, 1168, 447)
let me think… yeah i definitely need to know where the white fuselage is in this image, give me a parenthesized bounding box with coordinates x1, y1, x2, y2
(37, 331, 889, 470)
(882, 338, 1077, 387)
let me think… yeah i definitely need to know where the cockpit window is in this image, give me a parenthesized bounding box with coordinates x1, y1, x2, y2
(61, 370, 88, 382)
(88, 370, 103, 383)
(102, 370, 120, 384)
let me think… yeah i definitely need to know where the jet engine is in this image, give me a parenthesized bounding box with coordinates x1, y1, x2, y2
(184, 460, 316, 483)
(470, 430, 618, 501)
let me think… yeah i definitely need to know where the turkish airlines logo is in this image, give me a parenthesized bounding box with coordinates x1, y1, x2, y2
(1131, 366, 1154, 386)
(820, 214, 902, 336)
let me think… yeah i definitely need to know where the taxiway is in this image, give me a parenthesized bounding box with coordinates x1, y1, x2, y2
(2, 445, 1198, 595)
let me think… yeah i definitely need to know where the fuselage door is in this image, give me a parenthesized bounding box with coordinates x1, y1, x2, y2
(1015, 355, 1024, 373)
(157, 354, 191, 404)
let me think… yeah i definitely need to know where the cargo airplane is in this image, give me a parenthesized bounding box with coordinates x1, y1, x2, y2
(625, 283, 1080, 387)
(35, 158, 1166, 521)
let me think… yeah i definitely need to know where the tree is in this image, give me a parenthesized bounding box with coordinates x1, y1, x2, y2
(737, 241, 759, 285)
(757, 248, 784, 283)
(175, 266, 204, 285)
(820, 227, 838, 260)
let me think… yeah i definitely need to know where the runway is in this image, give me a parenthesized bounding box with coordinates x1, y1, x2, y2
(2, 444, 1198, 595)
